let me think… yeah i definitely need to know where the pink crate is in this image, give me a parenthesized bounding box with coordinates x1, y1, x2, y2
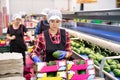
(68, 69, 95, 80)
(37, 61, 66, 73)
(67, 59, 93, 70)
(0, 42, 6, 46)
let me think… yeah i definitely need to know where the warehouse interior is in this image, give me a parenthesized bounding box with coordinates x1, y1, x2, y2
(0, 0, 120, 80)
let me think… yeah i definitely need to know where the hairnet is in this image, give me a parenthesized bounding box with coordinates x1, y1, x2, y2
(48, 9, 62, 22)
(40, 8, 50, 16)
(12, 14, 21, 20)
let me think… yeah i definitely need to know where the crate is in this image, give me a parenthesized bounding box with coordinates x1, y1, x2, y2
(0, 46, 10, 53)
(67, 59, 94, 70)
(68, 69, 95, 80)
(36, 61, 66, 73)
(37, 77, 62, 80)
(36, 71, 66, 80)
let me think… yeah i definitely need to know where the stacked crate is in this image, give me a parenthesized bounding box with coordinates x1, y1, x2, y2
(0, 53, 25, 80)
(67, 59, 95, 80)
(36, 60, 67, 80)
(36, 59, 95, 80)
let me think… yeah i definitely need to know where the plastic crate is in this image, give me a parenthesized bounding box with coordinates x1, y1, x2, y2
(37, 77, 62, 80)
(0, 46, 10, 53)
(36, 61, 66, 73)
(67, 59, 94, 70)
(36, 71, 66, 80)
(68, 69, 95, 80)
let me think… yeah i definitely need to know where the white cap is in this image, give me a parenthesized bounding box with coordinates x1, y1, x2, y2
(40, 8, 50, 16)
(12, 14, 21, 20)
(48, 9, 62, 22)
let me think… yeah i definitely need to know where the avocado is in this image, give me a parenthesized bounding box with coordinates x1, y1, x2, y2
(78, 70, 86, 74)
(52, 51, 61, 59)
(104, 66, 111, 73)
(76, 60, 85, 65)
(94, 60, 99, 66)
(117, 64, 120, 69)
(47, 61, 56, 66)
(47, 72, 57, 77)
(88, 54, 96, 60)
(106, 59, 113, 65)
(75, 43, 80, 48)
(113, 69, 120, 77)
(110, 65, 117, 70)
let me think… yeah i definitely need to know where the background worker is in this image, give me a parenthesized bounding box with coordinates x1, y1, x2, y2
(6, 14, 30, 65)
(34, 8, 50, 38)
(30, 9, 72, 63)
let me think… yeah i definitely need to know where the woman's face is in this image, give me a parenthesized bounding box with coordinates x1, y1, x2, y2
(42, 15, 47, 20)
(14, 18, 21, 24)
(25, 16, 31, 21)
(49, 19, 61, 31)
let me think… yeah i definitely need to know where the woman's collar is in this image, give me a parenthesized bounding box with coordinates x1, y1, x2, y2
(49, 29, 60, 36)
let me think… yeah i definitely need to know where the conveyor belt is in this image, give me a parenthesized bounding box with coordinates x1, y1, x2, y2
(68, 26, 120, 43)
(61, 27, 120, 53)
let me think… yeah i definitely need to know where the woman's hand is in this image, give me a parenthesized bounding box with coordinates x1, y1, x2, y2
(10, 35, 16, 40)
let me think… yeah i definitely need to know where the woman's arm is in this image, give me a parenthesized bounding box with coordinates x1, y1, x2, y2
(30, 33, 45, 58)
(65, 31, 72, 59)
(6, 27, 16, 40)
(6, 34, 16, 40)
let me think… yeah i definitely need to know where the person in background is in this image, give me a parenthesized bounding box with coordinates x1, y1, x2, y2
(6, 14, 30, 65)
(30, 9, 72, 63)
(34, 8, 50, 38)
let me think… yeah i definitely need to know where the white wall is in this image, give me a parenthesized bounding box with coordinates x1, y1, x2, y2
(75, 0, 116, 11)
(54, 0, 68, 11)
(9, 0, 54, 15)
(1, 0, 117, 15)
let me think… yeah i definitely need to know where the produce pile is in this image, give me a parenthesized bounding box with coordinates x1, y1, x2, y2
(71, 37, 120, 77)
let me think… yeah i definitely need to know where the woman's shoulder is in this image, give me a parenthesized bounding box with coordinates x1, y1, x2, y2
(7, 24, 13, 29)
(20, 24, 25, 27)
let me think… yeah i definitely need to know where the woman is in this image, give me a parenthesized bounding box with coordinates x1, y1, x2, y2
(34, 8, 50, 38)
(30, 9, 72, 63)
(6, 14, 28, 65)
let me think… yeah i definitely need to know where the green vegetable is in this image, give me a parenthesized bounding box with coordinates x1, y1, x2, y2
(76, 49, 81, 54)
(78, 70, 86, 74)
(75, 43, 80, 48)
(84, 48, 91, 55)
(110, 60, 117, 65)
(117, 64, 120, 69)
(88, 54, 96, 59)
(52, 51, 61, 59)
(101, 52, 108, 56)
(76, 60, 85, 65)
(71, 41, 76, 47)
(96, 53, 104, 62)
(106, 59, 113, 65)
(104, 66, 111, 73)
(79, 47, 85, 54)
(110, 65, 117, 70)
(94, 60, 99, 66)
(47, 61, 56, 66)
(47, 72, 57, 77)
(113, 69, 120, 77)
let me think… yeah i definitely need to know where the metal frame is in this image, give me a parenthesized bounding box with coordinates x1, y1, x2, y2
(63, 9, 120, 20)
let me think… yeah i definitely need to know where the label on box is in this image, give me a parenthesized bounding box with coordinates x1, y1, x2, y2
(88, 60, 93, 65)
(37, 62, 45, 71)
(68, 71, 75, 74)
(59, 72, 66, 78)
(59, 61, 65, 66)
(37, 73, 46, 78)
(87, 65, 94, 69)
(88, 69, 95, 75)
(67, 61, 74, 65)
